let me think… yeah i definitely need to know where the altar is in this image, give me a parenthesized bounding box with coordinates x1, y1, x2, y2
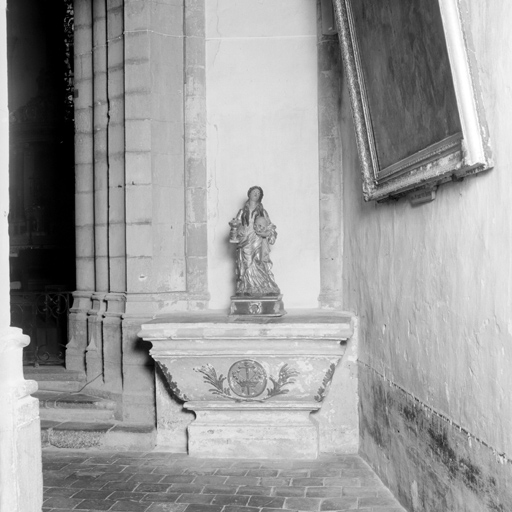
(138, 309, 356, 459)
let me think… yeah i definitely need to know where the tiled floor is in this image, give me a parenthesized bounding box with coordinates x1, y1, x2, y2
(42, 450, 407, 512)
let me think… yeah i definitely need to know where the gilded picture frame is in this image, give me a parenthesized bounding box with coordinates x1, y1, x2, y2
(333, 0, 493, 202)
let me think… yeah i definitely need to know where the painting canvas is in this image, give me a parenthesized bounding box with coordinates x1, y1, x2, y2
(333, 0, 492, 201)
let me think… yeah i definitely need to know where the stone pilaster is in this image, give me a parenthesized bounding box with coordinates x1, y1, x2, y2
(107, 0, 126, 293)
(317, 1, 343, 309)
(185, 0, 209, 299)
(124, 0, 186, 298)
(68, 0, 95, 373)
(92, 0, 109, 294)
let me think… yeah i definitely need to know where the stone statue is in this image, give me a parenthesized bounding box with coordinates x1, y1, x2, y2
(229, 186, 285, 316)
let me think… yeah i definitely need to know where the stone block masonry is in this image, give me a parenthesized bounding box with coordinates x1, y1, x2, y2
(359, 363, 512, 512)
(68, 0, 210, 426)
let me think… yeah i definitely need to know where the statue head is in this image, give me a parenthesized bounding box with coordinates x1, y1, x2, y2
(247, 186, 264, 203)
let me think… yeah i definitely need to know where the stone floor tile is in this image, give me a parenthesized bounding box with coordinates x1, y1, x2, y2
(182, 505, 223, 512)
(73, 489, 114, 500)
(319, 497, 358, 510)
(309, 469, 341, 477)
(222, 506, 260, 512)
(260, 477, 292, 487)
(342, 487, 379, 498)
(160, 475, 196, 484)
(42, 496, 84, 509)
(236, 485, 273, 496)
(144, 453, 176, 460)
(147, 504, 187, 512)
(291, 477, 324, 487)
(214, 468, 248, 477)
(110, 501, 152, 511)
(283, 497, 322, 511)
(176, 494, 214, 504)
(168, 483, 205, 493)
(69, 479, 109, 490)
(202, 484, 238, 495)
(279, 469, 310, 477)
(260, 461, 295, 469)
(247, 495, 286, 508)
(43, 462, 70, 471)
(184, 468, 218, 476)
(141, 493, 181, 503)
(135, 483, 172, 493)
(225, 476, 260, 486)
(201, 460, 235, 468)
(273, 487, 306, 498)
(246, 469, 279, 477)
(305, 487, 343, 498)
(232, 461, 262, 469)
(128, 473, 163, 483)
(211, 494, 250, 506)
(323, 477, 360, 487)
(98, 472, 134, 482)
(152, 466, 188, 475)
(74, 499, 117, 510)
(108, 491, 147, 501)
(43, 486, 80, 497)
(124, 466, 155, 474)
(193, 475, 229, 485)
(358, 495, 402, 508)
(101, 481, 140, 492)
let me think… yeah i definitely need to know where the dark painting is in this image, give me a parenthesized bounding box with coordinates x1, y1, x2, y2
(352, 0, 462, 170)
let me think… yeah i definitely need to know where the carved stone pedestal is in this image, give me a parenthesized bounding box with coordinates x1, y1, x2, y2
(229, 294, 286, 317)
(139, 310, 353, 459)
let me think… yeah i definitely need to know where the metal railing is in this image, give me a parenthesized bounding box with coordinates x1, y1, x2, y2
(10, 291, 73, 367)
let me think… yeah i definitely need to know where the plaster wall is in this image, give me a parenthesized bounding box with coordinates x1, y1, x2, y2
(206, 0, 321, 309)
(342, 0, 512, 509)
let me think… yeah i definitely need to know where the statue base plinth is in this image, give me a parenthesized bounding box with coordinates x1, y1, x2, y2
(229, 295, 286, 317)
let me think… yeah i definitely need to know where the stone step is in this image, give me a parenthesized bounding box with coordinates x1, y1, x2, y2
(24, 366, 86, 392)
(35, 391, 117, 422)
(41, 420, 156, 450)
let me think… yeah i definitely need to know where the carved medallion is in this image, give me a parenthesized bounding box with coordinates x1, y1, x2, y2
(248, 302, 262, 315)
(228, 359, 267, 398)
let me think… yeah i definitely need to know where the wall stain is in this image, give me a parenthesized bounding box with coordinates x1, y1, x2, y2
(488, 500, 505, 512)
(427, 427, 459, 477)
(360, 364, 512, 512)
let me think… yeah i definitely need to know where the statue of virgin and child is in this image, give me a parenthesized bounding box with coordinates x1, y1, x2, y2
(228, 186, 282, 301)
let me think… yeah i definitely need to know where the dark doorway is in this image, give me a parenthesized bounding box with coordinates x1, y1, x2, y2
(7, 0, 75, 366)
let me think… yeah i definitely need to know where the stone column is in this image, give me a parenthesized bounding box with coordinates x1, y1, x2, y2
(103, 0, 126, 393)
(317, 0, 343, 310)
(86, 0, 109, 381)
(67, 0, 95, 373)
(0, 2, 43, 507)
(185, 0, 208, 299)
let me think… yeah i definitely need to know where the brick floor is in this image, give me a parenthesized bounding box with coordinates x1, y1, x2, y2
(42, 450, 407, 512)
